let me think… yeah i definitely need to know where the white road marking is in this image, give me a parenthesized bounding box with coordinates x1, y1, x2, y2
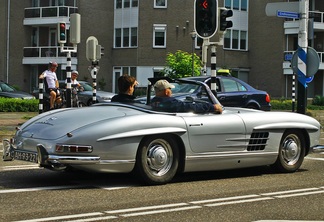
(0, 185, 83, 194)
(1, 165, 40, 171)
(13, 212, 105, 222)
(10, 185, 324, 222)
(305, 157, 324, 161)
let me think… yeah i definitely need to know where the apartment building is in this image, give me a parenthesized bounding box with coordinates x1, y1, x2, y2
(1, 0, 324, 99)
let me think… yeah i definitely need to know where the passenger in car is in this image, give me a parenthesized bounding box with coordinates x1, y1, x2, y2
(151, 79, 222, 114)
(111, 74, 139, 103)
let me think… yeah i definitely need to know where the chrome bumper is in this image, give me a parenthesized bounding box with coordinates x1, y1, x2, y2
(2, 139, 100, 170)
(310, 145, 324, 153)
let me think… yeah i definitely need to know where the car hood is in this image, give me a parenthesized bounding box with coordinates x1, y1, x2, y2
(18, 106, 136, 140)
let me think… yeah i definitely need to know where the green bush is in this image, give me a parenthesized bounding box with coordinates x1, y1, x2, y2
(312, 95, 324, 106)
(271, 98, 324, 110)
(0, 98, 39, 112)
(271, 99, 293, 110)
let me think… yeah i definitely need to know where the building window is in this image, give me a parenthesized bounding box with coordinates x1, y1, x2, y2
(233, 0, 239, 10)
(115, 27, 138, 48)
(153, 25, 167, 48)
(225, 0, 248, 11)
(131, 27, 138, 47)
(241, 0, 247, 11)
(124, 0, 130, 8)
(224, 29, 247, 51)
(132, 0, 138, 7)
(123, 28, 129, 47)
(115, 28, 121, 47)
(116, 0, 138, 9)
(155, 0, 167, 8)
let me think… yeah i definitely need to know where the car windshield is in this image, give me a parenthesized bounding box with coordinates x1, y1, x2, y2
(148, 82, 199, 97)
(0, 82, 16, 92)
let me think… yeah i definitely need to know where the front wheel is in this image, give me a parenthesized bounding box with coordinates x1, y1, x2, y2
(135, 135, 179, 185)
(272, 130, 305, 173)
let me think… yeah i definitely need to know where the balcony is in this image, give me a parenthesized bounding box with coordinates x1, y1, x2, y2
(22, 46, 77, 67)
(24, 6, 78, 26)
(284, 10, 324, 34)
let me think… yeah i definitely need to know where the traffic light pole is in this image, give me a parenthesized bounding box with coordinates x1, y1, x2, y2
(88, 62, 100, 104)
(210, 44, 217, 96)
(60, 46, 77, 108)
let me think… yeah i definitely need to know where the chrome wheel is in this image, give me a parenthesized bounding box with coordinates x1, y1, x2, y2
(136, 135, 179, 185)
(272, 130, 305, 173)
(146, 139, 173, 176)
(281, 134, 301, 166)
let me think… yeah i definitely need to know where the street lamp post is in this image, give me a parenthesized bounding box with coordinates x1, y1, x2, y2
(190, 31, 197, 76)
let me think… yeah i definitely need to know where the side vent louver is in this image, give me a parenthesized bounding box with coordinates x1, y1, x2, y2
(247, 132, 269, 151)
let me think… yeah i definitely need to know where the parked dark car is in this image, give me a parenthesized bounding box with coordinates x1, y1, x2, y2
(0, 80, 35, 99)
(180, 75, 271, 111)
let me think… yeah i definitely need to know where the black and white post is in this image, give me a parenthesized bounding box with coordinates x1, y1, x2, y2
(66, 52, 72, 107)
(210, 44, 217, 96)
(38, 77, 44, 113)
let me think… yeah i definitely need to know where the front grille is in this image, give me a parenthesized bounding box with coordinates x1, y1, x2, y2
(247, 132, 269, 151)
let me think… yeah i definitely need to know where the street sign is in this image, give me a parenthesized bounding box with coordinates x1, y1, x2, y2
(277, 10, 299, 19)
(285, 53, 293, 61)
(265, 2, 299, 17)
(291, 47, 320, 77)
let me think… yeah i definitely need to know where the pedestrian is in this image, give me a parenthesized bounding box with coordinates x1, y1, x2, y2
(39, 61, 61, 109)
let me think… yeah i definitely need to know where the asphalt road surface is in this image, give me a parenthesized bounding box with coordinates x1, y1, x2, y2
(0, 152, 323, 222)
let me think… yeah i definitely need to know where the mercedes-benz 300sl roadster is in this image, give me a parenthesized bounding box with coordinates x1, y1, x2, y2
(2, 78, 324, 185)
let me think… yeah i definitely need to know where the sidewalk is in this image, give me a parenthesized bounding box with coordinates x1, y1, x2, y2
(0, 112, 38, 147)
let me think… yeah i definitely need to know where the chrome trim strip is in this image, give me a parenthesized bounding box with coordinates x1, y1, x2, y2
(310, 145, 324, 153)
(186, 151, 278, 160)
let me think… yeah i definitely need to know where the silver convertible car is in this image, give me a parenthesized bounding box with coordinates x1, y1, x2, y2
(2, 78, 324, 185)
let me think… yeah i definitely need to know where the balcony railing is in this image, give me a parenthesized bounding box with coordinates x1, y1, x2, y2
(24, 46, 77, 58)
(25, 6, 78, 18)
(285, 11, 324, 23)
(284, 50, 324, 63)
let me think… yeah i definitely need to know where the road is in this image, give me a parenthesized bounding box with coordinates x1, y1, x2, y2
(0, 152, 323, 222)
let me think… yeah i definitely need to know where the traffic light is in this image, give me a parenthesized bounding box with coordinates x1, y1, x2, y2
(70, 13, 81, 44)
(86, 36, 98, 62)
(194, 0, 218, 39)
(96, 45, 104, 60)
(219, 8, 233, 32)
(57, 22, 67, 44)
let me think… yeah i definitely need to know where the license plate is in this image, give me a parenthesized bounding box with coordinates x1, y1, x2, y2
(14, 150, 38, 163)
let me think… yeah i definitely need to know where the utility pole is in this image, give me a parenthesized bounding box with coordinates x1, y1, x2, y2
(296, 0, 308, 114)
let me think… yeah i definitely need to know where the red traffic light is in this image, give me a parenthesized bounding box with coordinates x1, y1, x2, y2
(57, 22, 67, 44)
(202, 0, 208, 9)
(60, 23, 66, 30)
(194, 0, 218, 38)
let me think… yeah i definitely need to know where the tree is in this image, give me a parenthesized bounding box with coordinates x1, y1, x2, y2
(161, 50, 202, 79)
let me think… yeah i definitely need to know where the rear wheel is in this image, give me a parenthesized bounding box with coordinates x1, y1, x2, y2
(135, 135, 179, 185)
(272, 130, 305, 173)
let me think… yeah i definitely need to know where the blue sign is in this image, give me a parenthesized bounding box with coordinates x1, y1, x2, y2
(277, 10, 299, 19)
(285, 54, 293, 61)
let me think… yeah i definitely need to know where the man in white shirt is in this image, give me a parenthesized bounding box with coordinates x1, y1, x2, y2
(39, 62, 61, 109)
